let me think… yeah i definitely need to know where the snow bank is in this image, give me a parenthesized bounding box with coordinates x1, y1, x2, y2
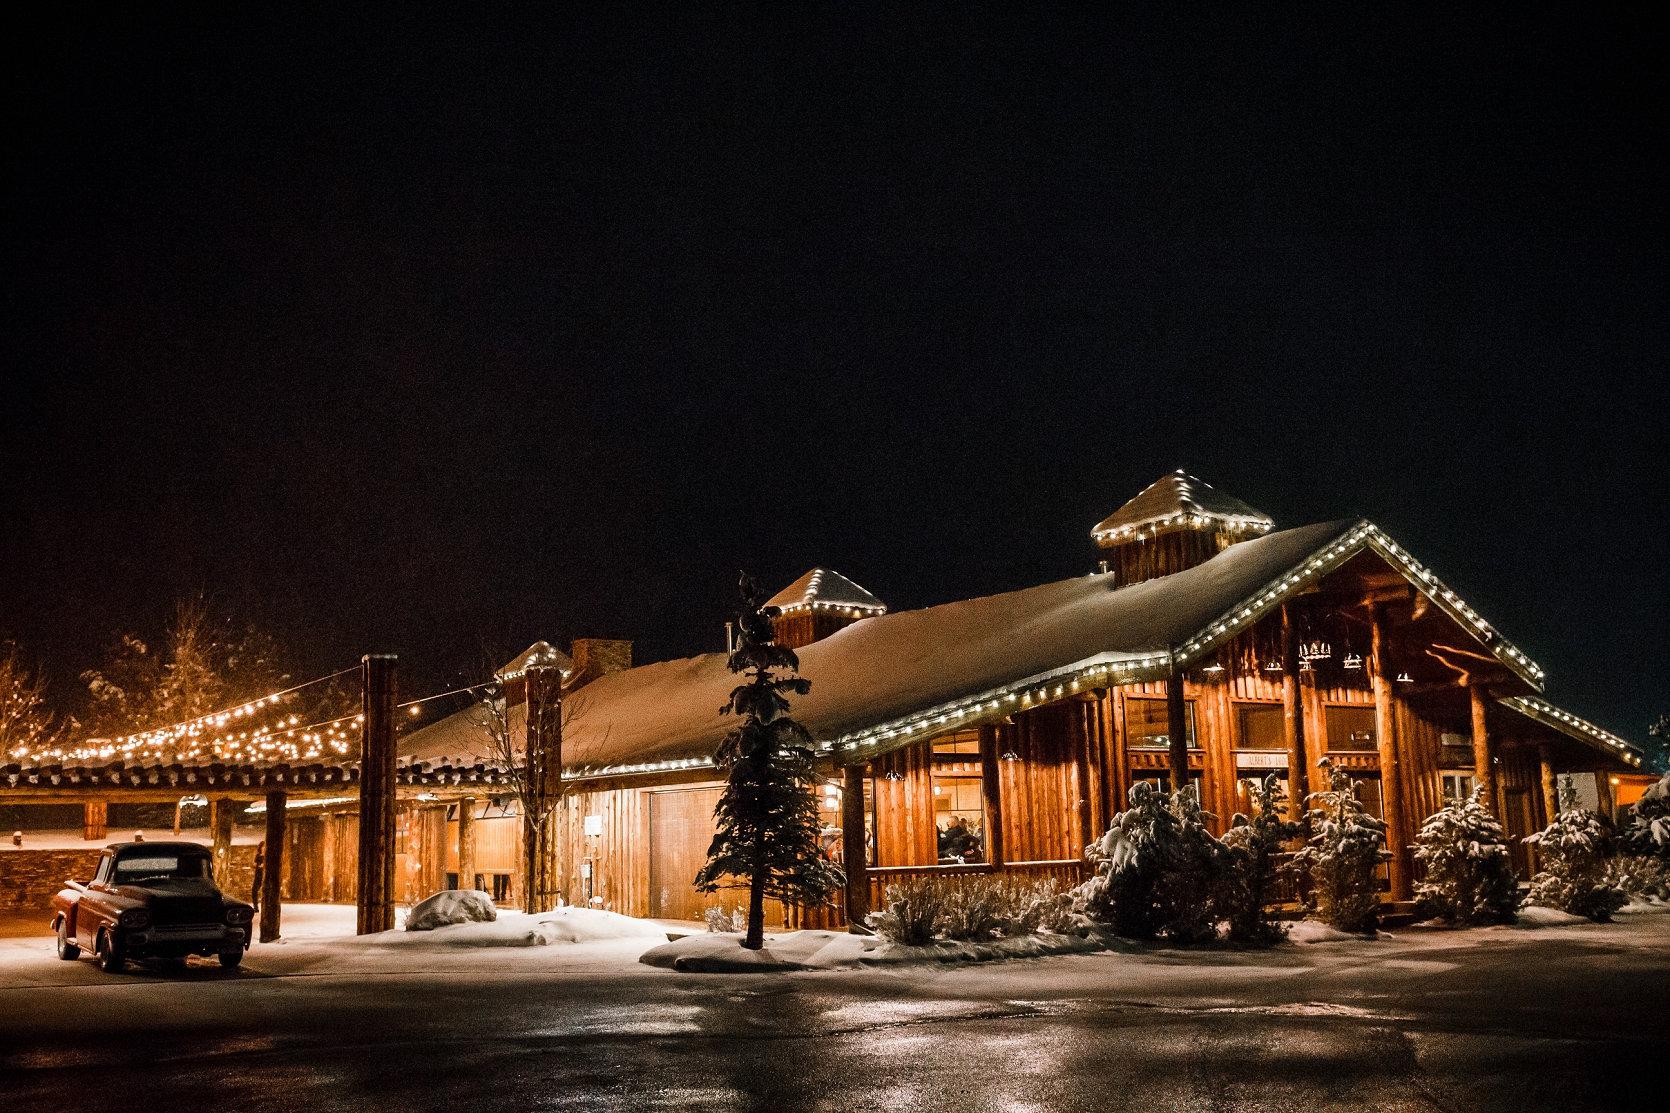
(1618, 897, 1670, 916)
(1513, 905, 1589, 928)
(639, 929, 1104, 972)
(1286, 920, 1377, 944)
(349, 907, 666, 949)
(405, 890, 497, 931)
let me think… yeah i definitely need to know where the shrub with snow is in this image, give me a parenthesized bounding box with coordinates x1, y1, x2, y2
(1525, 776, 1626, 922)
(1293, 761, 1386, 934)
(1218, 774, 1299, 946)
(1412, 788, 1520, 926)
(1075, 781, 1226, 943)
(1620, 772, 1670, 862)
(866, 875, 1081, 944)
(405, 889, 498, 931)
(868, 877, 941, 945)
(1608, 855, 1670, 902)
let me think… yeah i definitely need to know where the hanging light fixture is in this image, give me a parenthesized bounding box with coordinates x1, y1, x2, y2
(883, 769, 904, 782)
(1342, 653, 1363, 670)
(1396, 672, 1414, 683)
(1000, 750, 1020, 762)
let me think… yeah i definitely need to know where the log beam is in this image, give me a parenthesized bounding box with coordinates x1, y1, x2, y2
(1166, 671, 1190, 801)
(210, 798, 234, 885)
(841, 763, 869, 928)
(261, 790, 285, 942)
(457, 795, 477, 891)
(1538, 744, 1558, 827)
(977, 724, 1005, 869)
(356, 654, 398, 935)
(1470, 683, 1496, 815)
(83, 801, 107, 840)
(1280, 604, 1310, 825)
(1369, 604, 1411, 901)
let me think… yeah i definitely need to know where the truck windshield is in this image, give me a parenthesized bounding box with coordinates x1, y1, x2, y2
(114, 855, 212, 881)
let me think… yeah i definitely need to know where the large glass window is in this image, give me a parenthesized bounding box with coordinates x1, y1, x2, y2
(1441, 772, 1475, 803)
(1325, 706, 1377, 751)
(934, 776, 985, 862)
(933, 731, 980, 755)
(1237, 704, 1284, 749)
(1126, 697, 1198, 749)
(1133, 771, 1204, 801)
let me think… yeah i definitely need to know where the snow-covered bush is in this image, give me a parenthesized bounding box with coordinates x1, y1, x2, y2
(936, 876, 1008, 941)
(405, 889, 497, 931)
(998, 878, 1079, 935)
(1412, 788, 1519, 926)
(1608, 855, 1670, 901)
(1218, 774, 1299, 946)
(704, 905, 748, 933)
(1293, 761, 1386, 933)
(1525, 776, 1626, 922)
(1075, 781, 1225, 943)
(868, 877, 941, 945)
(1620, 773, 1670, 862)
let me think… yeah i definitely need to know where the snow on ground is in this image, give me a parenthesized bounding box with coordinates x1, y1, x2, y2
(641, 929, 1111, 972)
(1514, 905, 1591, 927)
(0, 826, 263, 851)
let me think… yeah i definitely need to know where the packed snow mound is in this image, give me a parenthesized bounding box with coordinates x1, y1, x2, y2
(405, 889, 498, 931)
(358, 907, 666, 948)
(1286, 919, 1380, 944)
(1514, 905, 1591, 927)
(639, 928, 1105, 972)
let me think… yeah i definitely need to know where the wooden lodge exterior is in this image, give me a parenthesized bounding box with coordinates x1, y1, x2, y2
(3, 472, 1653, 928)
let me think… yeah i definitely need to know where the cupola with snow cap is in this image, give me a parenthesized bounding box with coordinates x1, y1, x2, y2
(1091, 470, 1274, 587)
(765, 568, 887, 649)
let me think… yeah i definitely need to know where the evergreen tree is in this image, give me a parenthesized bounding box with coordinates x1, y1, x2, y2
(1219, 774, 1299, 945)
(695, 574, 844, 949)
(1412, 788, 1520, 926)
(1293, 760, 1386, 933)
(1525, 775, 1627, 921)
(1075, 780, 1225, 943)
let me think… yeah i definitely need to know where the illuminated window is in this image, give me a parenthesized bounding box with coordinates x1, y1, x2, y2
(934, 776, 985, 862)
(933, 730, 980, 755)
(1126, 697, 1197, 749)
(1441, 772, 1475, 802)
(1236, 704, 1284, 749)
(1325, 706, 1377, 751)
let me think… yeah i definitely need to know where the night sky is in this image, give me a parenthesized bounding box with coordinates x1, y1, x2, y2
(2, 10, 1664, 742)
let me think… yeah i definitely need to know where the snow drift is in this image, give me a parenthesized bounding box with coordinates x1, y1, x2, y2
(405, 889, 498, 931)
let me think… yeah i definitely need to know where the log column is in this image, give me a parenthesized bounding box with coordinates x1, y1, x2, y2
(977, 724, 1005, 869)
(1280, 604, 1310, 824)
(457, 796, 477, 891)
(1369, 605, 1411, 901)
(356, 654, 398, 935)
(1166, 670, 1190, 801)
(841, 763, 869, 928)
(83, 802, 108, 841)
(210, 798, 235, 886)
(261, 790, 285, 943)
(523, 664, 563, 912)
(1470, 683, 1496, 815)
(1537, 745, 1558, 826)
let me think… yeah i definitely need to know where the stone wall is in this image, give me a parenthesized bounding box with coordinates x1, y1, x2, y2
(0, 845, 258, 915)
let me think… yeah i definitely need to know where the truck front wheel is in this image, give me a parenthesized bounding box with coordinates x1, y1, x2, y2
(96, 932, 125, 973)
(56, 920, 80, 961)
(219, 950, 242, 968)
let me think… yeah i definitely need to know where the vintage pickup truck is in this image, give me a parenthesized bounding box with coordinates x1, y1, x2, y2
(51, 841, 255, 972)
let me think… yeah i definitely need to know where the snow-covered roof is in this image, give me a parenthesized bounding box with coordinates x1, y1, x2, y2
(497, 641, 573, 681)
(766, 568, 887, 617)
(1497, 695, 1647, 768)
(404, 517, 1547, 782)
(1092, 470, 1274, 545)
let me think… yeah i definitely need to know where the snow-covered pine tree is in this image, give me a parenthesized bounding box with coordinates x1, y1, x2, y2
(1412, 787, 1520, 926)
(694, 574, 844, 949)
(1293, 759, 1386, 933)
(1219, 774, 1299, 945)
(1074, 780, 1225, 942)
(1620, 772, 1670, 863)
(1525, 775, 1627, 921)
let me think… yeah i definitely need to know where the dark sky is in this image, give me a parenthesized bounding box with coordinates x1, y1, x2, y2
(2, 9, 1665, 742)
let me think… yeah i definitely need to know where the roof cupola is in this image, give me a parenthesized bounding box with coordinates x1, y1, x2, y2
(1091, 470, 1273, 586)
(765, 568, 887, 649)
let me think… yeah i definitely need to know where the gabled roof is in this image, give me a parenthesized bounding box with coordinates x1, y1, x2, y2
(496, 641, 573, 681)
(766, 568, 887, 616)
(405, 517, 1546, 782)
(1498, 695, 1646, 768)
(1092, 470, 1274, 544)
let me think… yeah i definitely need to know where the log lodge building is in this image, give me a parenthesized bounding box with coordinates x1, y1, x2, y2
(2, 472, 1654, 928)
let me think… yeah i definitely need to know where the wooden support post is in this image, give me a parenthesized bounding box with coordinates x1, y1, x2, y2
(210, 798, 235, 885)
(1280, 604, 1310, 825)
(1073, 705, 1096, 853)
(1166, 669, 1190, 801)
(841, 763, 869, 928)
(356, 654, 398, 936)
(977, 724, 1005, 869)
(1470, 683, 1496, 815)
(1537, 744, 1558, 827)
(523, 664, 563, 913)
(457, 795, 477, 891)
(1369, 605, 1411, 901)
(261, 790, 285, 943)
(83, 802, 108, 841)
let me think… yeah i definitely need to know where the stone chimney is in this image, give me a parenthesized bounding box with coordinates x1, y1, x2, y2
(568, 639, 633, 689)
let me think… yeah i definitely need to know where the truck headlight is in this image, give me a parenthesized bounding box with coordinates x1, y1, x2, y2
(225, 905, 253, 925)
(119, 908, 150, 928)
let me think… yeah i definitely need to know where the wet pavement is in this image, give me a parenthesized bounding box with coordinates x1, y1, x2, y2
(2, 915, 1664, 1111)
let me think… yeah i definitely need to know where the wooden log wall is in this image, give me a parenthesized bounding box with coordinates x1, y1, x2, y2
(871, 742, 937, 866)
(1102, 527, 1241, 587)
(554, 786, 652, 918)
(994, 704, 1086, 862)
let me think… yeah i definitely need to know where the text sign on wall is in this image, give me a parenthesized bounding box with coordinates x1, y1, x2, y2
(1235, 751, 1289, 770)
(584, 815, 603, 836)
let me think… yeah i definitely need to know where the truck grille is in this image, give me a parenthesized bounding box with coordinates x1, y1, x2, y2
(148, 895, 224, 927)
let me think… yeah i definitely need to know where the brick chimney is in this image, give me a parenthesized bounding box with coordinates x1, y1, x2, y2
(568, 639, 633, 689)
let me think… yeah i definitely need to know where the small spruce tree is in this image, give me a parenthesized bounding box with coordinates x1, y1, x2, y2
(1293, 760, 1386, 933)
(1219, 774, 1299, 946)
(1075, 781, 1224, 943)
(1412, 788, 1520, 926)
(694, 574, 844, 949)
(1525, 775, 1626, 922)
